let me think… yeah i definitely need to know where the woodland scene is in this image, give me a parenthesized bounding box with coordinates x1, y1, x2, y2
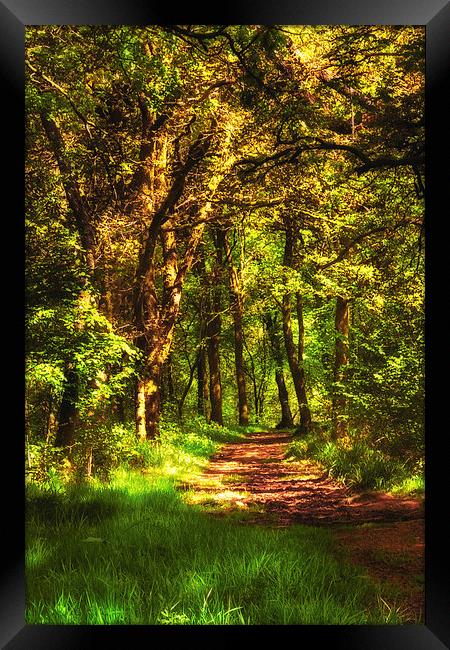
(25, 25, 424, 625)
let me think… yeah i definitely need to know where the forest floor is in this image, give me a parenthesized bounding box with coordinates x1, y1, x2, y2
(178, 430, 425, 622)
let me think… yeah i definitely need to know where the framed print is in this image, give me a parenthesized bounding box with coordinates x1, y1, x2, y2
(3, 0, 449, 647)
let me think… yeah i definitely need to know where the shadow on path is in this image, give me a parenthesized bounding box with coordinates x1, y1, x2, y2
(179, 430, 425, 622)
(191, 430, 423, 527)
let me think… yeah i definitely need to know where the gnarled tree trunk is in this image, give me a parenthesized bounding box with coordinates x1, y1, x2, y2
(131, 129, 216, 439)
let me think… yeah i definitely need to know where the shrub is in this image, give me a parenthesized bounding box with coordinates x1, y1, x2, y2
(285, 427, 327, 461)
(285, 437, 315, 460)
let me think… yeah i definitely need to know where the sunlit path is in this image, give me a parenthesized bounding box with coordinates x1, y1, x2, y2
(182, 431, 424, 526)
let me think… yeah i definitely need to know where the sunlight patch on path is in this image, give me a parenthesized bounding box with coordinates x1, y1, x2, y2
(178, 430, 424, 527)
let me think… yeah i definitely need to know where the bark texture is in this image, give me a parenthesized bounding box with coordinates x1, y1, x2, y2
(219, 228, 249, 426)
(332, 296, 350, 439)
(55, 365, 78, 449)
(282, 223, 312, 435)
(206, 284, 223, 426)
(265, 313, 294, 429)
(131, 130, 216, 438)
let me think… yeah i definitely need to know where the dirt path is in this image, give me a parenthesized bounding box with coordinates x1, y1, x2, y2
(185, 431, 424, 526)
(180, 430, 425, 621)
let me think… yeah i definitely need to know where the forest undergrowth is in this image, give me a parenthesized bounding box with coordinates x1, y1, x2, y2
(285, 433, 424, 495)
(26, 419, 420, 625)
(25, 24, 425, 628)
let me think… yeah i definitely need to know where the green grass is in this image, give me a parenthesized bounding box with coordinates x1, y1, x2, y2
(285, 435, 424, 496)
(389, 474, 425, 496)
(26, 478, 402, 625)
(26, 419, 409, 625)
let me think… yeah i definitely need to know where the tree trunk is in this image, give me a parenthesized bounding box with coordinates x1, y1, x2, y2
(281, 225, 312, 436)
(207, 309, 223, 425)
(206, 230, 227, 426)
(133, 223, 207, 439)
(281, 293, 312, 435)
(130, 125, 219, 439)
(144, 360, 163, 439)
(332, 296, 350, 439)
(251, 364, 259, 419)
(197, 319, 209, 418)
(233, 312, 249, 425)
(296, 292, 305, 361)
(113, 396, 126, 424)
(264, 313, 294, 429)
(45, 395, 57, 443)
(197, 346, 208, 416)
(55, 365, 78, 449)
(135, 377, 147, 442)
(41, 113, 98, 451)
(219, 229, 249, 426)
(275, 369, 294, 429)
(177, 351, 200, 421)
(161, 352, 175, 407)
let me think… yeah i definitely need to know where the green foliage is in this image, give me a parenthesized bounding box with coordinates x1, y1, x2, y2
(26, 466, 407, 625)
(123, 417, 247, 478)
(26, 296, 140, 437)
(313, 438, 415, 491)
(389, 472, 424, 496)
(26, 362, 66, 404)
(26, 442, 69, 489)
(285, 430, 424, 495)
(25, 23, 424, 496)
(72, 422, 137, 481)
(26, 414, 248, 487)
(285, 432, 323, 460)
(346, 295, 424, 461)
(24, 25, 425, 627)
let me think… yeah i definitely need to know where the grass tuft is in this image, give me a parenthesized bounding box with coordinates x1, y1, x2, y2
(286, 435, 424, 495)
(26, 420, 413, 625)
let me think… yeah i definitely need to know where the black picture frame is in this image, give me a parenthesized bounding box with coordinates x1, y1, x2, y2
(3, 1, 449, 647)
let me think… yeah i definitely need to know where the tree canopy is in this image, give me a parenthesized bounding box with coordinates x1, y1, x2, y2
(25, 24, 424, 479)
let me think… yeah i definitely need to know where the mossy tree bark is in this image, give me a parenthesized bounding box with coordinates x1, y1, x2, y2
(133, 227, 205, 439)
(131, 129, 216, 439)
